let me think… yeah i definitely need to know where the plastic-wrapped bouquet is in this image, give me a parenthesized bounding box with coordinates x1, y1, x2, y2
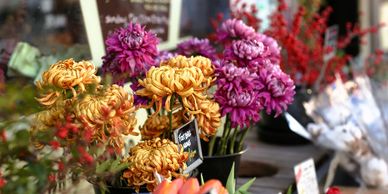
(288, 75, 388, 190)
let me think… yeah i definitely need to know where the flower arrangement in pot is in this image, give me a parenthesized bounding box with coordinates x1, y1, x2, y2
(208, 0, 384, 145)
(100, 23, 223, 192)
(175, 18, 295, 183)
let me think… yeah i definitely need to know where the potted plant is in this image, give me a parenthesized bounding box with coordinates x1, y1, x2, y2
(212, 0, 384, 145)
(175, 17, 295, 183)
(101, 20, 277, 186)
(100, 23, 223, 193)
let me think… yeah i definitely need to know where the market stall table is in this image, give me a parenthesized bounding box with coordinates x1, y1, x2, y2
(236, 127, 330, 194)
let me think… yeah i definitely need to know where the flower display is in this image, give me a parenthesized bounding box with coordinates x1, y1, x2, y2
(102, 23, 159, 83)
(177, 38, 217, 60)
(122, 138, 188, 192)
(207, 18, 295, 155)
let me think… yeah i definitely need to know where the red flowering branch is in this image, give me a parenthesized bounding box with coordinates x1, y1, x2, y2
(224, 0, 384, 91)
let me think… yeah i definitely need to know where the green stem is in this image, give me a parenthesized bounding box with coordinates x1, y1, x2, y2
(220, 117, 231, 155)
(238, 127, 250, 152)
(216, 115, 230, 155)
(208, 134, 217, 156)
(229, 127, 239, 154)
(146, 108, 151, 116)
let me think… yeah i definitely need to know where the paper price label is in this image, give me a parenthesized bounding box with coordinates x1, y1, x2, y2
(294, 158, 319, 194)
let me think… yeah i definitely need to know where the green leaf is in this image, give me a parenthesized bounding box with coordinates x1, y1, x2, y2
(108, 159, 120, 171)
(96, 160, 111, 174)
(226, 162, 236, 194)
(200, 173, 204, 185)
(110, 162, 129, 173)
(286, 185, 293, 194)
(237, 177, 256, 194)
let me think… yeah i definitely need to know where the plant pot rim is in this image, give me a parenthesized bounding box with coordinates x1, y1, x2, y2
(203, 146, 248, 159)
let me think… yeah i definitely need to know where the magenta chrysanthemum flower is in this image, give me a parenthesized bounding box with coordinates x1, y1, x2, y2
(224, 38, 280, 71)
(216, 19, 257, 43)
(102, 23, 159, 82)
(214, 61, 263, 128)
(258, 68, 295, 117)
(177, 38, 217, 60)
(215, 62, 262, 93)
(215, 88, 262, 128)
(253, 33, 281, 65)
(130, 80, 149, 106)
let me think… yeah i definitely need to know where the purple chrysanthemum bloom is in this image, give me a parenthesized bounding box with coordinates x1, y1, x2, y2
(215, 88, 262, 128)
(258, 68, 295, 117)
(215, 61, 262, 93)
(177, 38, 217, 60)
(102, 23, 159, 82)
(253, 33, 281, 65)
(154, 51, 177, 66)
(216, 19, 257, 43)
(130, 80, 149, 106)
(224, 38, 280, 72)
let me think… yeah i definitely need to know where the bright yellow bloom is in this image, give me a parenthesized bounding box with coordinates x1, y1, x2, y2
(122, 138, 188, 192)
(140, 110, 184, 140)
(36, 58, 101, 107)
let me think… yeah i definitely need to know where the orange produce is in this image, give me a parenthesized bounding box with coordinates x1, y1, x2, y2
(153, 178, 228, 194)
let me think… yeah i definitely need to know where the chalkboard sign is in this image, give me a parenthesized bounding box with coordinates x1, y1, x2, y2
(80, 0, 182, 66)
(174, 119, 203, 174)
(96, 0, 170, 42)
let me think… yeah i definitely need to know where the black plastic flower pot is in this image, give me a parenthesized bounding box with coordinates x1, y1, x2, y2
(93, 184, 150, 194)
(196, 137, 247, 186)
(257, 88, 312, 145)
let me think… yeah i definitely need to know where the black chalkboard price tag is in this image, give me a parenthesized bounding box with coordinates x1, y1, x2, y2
(174, 119, 203, 174)
(96, 0, 170, 42)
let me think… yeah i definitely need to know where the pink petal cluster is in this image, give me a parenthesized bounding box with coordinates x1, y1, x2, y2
(257, 67, 296, 117)
(215, 88, 262, 128)
(102, 23, 159, 83)
(214, 19, 295, 128)
(215, 62, 262, 93)
(216, 19, 257, 43)
(214, 62, 263, 128)
(224, 38, 280, 72)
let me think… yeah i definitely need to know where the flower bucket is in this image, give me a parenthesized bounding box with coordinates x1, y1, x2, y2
(196, 137, 247, 186)
(257, 88, 312, 145)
